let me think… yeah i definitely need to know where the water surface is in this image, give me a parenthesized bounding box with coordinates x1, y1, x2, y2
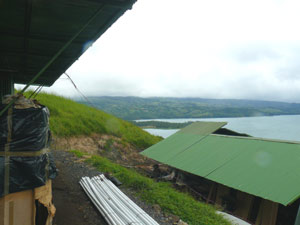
(142, 115, 300, 141)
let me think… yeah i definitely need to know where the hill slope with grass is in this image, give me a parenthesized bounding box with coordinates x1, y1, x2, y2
(28, 92, 230, 225)
(31, 93, 162, 149)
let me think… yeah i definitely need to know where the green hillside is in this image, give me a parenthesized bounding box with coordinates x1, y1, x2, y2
(78, 96, 300, 120)
(31, 93, 162, 149)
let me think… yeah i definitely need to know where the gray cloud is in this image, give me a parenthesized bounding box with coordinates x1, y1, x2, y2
(230, 42, 280, 63)
(276, 66, 300, 80)
(25, 1, 300, 104)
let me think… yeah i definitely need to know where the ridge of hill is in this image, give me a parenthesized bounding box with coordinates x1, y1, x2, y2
(77, 96, 300, 120)
(31, 93, 162, 149)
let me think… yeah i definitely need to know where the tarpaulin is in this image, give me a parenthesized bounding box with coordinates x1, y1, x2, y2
(0, 102, 57, 197)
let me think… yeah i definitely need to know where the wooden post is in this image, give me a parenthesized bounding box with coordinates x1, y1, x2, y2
(294, 203, 300, 225)
(206, 183, 215, 204)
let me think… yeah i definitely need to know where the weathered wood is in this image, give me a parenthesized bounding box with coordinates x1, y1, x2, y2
(206, 183, 215, 204)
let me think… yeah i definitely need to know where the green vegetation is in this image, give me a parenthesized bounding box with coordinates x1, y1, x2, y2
(81, 154, 230, 225)
(69, 149, 85, 158)
(78, 96, 300, 120)
(132, 121, 193, 129)
(29, 93, 162, 149)
(104, 138, 114, 151)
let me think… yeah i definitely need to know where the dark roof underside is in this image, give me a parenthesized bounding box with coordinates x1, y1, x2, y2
(0, 0, 136, 86)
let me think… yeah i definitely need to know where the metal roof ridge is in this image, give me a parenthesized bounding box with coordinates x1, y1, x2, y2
(178, 121, 228, 135)
(210, 134, 300, 145)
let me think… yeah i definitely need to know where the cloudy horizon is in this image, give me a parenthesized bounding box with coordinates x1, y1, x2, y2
(18, 0, 300, 103)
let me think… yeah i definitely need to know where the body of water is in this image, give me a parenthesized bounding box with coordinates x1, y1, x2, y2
(142, 115, 300, 141)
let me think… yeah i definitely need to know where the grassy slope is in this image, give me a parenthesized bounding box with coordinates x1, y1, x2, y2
(32, 93, 229, 224)
(32, 93, 162, 149)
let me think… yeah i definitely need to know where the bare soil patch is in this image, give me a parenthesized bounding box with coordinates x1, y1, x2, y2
(53, 135, 159, 173)
(52, 149, 105, 225)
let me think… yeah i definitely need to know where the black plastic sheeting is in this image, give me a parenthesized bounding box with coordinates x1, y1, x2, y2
(0, 105, 57, 197)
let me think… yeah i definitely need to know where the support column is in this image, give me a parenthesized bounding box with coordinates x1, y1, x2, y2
(0, 76, 14, 104)
(295, 203, 300, 225)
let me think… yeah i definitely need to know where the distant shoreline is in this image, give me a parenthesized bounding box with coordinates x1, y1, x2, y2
(142, 115, 300, 141)
(77, 96, 300, 121)
(131, 121, 193, 129)
(134, 113, 300, 121)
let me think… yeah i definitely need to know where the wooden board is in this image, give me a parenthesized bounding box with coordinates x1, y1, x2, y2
(255, 199, 278, 225)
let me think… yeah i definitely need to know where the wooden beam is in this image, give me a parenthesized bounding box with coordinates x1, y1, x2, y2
(206, 183, 215, 204)
(294, 203, 300, 225)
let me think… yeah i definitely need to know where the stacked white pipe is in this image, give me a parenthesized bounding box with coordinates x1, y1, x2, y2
(79, 174, 160, 225)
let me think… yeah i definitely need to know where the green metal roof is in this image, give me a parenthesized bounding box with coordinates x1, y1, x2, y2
(0, 0, 136, 86)
(141, 121, 300, 206)
(178, 121, 227, 135)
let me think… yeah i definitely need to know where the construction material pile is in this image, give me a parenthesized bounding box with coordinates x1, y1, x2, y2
(0, 94, 57, 197)
(80, 174, 160, 225)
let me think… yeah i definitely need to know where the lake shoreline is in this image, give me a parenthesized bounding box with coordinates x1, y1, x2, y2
(142, 115, 300, 141)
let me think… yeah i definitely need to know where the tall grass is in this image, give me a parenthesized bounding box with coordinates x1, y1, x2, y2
(30, 92, 162, 149)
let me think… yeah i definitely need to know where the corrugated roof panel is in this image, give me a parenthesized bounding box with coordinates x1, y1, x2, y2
(141, 122, 300, 206)
(166, 135, 243, 176)
(203, 136, 300, 206)
(178, 121, 227, 135)
(141, 122, 227, 163)
(141, 132, 205, 163)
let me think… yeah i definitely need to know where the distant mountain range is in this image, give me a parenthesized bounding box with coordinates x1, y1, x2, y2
(76, 96, 300, 120)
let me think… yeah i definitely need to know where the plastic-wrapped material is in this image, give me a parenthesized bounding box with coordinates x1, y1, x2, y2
(0, 153, 57, 197)
(0, 101, 57, 197)
(0, 106, 50, 152)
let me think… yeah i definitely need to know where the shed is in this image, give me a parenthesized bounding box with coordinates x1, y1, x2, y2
(141, 121, 300, 225)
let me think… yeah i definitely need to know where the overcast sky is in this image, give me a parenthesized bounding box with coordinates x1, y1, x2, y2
(35, 0, 300, 102)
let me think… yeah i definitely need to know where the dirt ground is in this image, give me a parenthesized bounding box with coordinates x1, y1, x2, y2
(51, 149, 174, 225)
(53, 135, 159, 172)
(52, 149, 106, 225)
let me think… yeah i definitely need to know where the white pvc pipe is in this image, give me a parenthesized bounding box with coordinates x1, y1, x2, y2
(100, 175, 159, 225)
(79, 175, 160, 225)
(80, 177, 122, 225)
(79, 179, 111, 224)
(98, 175, 156, 225)
(79, 178, 115, 225)
(91, 178, 141, 224)
(99, 175, 159, 225)
(98, 174, 154, 225)
(91, 178, 134, 224)
(87, 177, 125, 225)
